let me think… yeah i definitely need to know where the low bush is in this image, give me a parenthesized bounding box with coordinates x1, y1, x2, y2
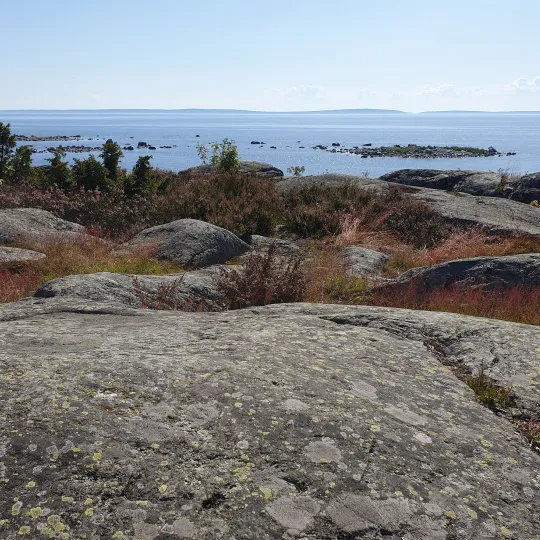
(217, 243, 306, 309)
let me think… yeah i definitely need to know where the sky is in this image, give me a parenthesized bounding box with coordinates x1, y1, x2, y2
(2, 0, 540, 112)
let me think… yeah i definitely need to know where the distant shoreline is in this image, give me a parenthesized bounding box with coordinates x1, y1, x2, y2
(2, 108, 540, 114)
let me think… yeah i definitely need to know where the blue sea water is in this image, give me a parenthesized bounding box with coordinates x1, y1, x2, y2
(1, 110, 539, 176)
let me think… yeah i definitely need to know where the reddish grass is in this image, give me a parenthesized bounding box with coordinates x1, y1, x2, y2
(370, 283, 540, 325)
(0, 235, 181, 304)
(515, 418, 540, 451)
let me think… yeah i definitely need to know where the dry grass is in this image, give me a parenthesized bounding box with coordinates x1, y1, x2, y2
(0, 234, 181, 304)
(370, 283, 540, 325)
(303, 241, 370, 304)
(381, 230, 540, 277)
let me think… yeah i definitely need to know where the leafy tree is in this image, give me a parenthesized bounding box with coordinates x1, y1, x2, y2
(126, 155, 157, 197)
(11, 145, 33, 181)
(45, 149, 72, 190)
(210, 138, 240, 171)
(100, 139, 123, 179)
(0, 122, 17, 180)
(72, 155, 110, 191)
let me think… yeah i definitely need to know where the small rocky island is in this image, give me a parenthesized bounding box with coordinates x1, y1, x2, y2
(314, 143, 513, 158)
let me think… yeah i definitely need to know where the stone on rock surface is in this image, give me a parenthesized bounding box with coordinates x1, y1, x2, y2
(0, 208, 86, 244)
(341, 246, 389, 277)
(374, 253, 540, 294)
(0, 246, 46, 265)
(183, 160, 284, 178)
(34, 268, 225, 310)
(0, 301, 539, 538)
(118, 218, 249, 269)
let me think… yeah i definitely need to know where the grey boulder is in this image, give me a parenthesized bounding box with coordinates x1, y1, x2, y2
(341, 246, 389, 277)
(183, 160, 284, 178)
(34, 268, 226, 311)
(510, 172, 540, 203)
(118, 219, 249, 269)
(0, 302, 539, 538)
(375, 253, 540, 293)
(0, 246, 46, 265)
(0, 208, 86, 244)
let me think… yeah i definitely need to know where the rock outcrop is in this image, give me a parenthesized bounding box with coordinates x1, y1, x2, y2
(510, 172, 540, 204)
(341, 246, 389, 277)
(0, 302, 539, 538)
(183, 161, 284, 178)
(276, 173, 383, 194)
(0, 246, 46, 265)
(0, 208, 86, 244)
(380, 169, 508, 197)
(117, 219, 249, 269)
(34, 268, 226, 311)
(374, 253, 540, 294)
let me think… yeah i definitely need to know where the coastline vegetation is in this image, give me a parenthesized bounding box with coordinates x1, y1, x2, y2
(1, 122, 540, 327)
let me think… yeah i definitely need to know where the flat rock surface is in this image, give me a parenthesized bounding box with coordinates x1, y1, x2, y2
(375, 253, 540, 294)
(0, 302, 539, 539)
(408, 188, 540, 237)
(117, 219, 249, 269)
(0, 208, 86, 244)
(34, 268, 226, 311)
(0, 246, 46, 264)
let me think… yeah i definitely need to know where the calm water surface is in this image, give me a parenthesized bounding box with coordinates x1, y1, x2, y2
(1, 110, 539, 176)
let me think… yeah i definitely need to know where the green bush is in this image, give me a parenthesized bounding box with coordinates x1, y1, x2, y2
(72, 155, 111, 191)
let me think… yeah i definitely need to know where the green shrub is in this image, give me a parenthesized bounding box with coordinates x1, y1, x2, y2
(72, 155, 111, 191)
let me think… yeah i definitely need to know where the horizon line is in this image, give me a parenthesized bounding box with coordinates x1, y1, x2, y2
(1, 107, 540, 114)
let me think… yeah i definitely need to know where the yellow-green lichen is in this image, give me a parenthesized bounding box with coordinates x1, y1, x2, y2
(17, 525, 31, 535)
(27, 507, 43, 519)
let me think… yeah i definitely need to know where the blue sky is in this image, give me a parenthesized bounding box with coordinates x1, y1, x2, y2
(2, 0, 540, 111)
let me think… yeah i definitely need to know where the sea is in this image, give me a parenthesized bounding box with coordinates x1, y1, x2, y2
(1, 110, 540, 177)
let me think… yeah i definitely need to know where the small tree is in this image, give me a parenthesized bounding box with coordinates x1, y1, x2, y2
(45, 149, 72, 190)
(210, 138, 240, 171)
(0, 122, 17, 180)
(72, 155, 110, 191)
(11, 145, 33, 181)
(126, 155, 157, 197)
(196, 138, 240, 172)
(287, 165, 305, 177)
(100, 139, 123, 179)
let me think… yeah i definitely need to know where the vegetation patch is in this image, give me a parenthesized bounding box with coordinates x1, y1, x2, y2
(216, 243, 306, 309)
(465, 367, 515, 411)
